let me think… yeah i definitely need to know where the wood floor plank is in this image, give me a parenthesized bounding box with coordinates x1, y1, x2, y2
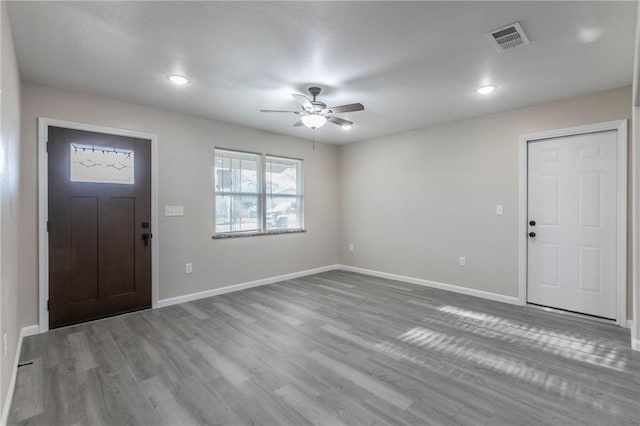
(211, 301, 256, 324)
(141, 375, 202, 426)
(66, 331, 98, 372)
(179, 303, 210, 321)
(308, 350, 414, 410)
(10, 358, 44, 422)
(190, 339, 250, 386)
(275, 384, 347, 426)
(8, 271, 640, 425)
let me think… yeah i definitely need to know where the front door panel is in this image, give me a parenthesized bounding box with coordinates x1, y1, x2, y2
(48, 126, 152, 328)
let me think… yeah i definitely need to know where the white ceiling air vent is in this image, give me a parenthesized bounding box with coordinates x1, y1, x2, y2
(486, 22, 530, 52)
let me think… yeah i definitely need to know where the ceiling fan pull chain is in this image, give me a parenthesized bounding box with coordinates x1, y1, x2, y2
(312, 129, 316, 150)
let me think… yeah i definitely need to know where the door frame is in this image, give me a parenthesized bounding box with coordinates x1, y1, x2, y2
(37, 117, 159, 333)
(518, 120, 628, 326)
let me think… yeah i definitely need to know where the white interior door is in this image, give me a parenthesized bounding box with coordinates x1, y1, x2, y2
(527, 130, 618, 319)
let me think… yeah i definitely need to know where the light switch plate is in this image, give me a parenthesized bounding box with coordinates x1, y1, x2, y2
(165, 205, 184, 216)
(185, 263, 193, 274)
(496, 205, 504, 215)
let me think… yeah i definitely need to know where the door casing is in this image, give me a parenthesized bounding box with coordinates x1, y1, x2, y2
(518, 120, 627, 326)
(38, 117, 159, 333)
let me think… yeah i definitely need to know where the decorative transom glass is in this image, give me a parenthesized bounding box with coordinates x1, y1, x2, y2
(70, 143, 135, 184)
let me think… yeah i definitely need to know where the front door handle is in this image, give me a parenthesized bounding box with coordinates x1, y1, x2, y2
(142, 233, 152, 247)
(528, 232, 536, 238)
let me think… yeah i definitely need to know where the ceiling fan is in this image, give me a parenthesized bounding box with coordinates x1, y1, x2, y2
(261, 87, 364, 130)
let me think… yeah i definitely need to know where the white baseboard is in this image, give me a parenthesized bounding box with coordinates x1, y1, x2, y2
(157, 264, 341, 308)
(158, 262, 519, 310)
(1, 324, 39, 426)
(338, 264, 520, 305)
(21, 325, 40, 338)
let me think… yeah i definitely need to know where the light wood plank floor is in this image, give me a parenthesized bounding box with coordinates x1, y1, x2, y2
(10, 271, 640, 425)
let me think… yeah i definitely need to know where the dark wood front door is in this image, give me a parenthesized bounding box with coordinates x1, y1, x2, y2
(48, 126, 152, 328)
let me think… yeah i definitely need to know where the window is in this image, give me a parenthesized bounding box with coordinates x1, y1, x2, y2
(214, 150, 261, 234)
(266, 155, 303, 231)
(214, 149, 303, 236)
(70, 143, 135, 184)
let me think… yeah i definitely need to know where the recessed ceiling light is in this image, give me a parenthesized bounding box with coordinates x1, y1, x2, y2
(477, 85, 496, 95)
(341, 125, 352, 130)
(167, 75, 190, 85)
(579, 28, 603, 44)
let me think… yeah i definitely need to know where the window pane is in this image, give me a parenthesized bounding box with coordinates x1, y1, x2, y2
(215, 150, 259, 194)
(239, 159, 258, 192)
(266, 196, 301, 230)
(266, 156, 300, 196)
(216, 195, 259, 233)
(265, 156, 303, 231)
(70, 143, 134, 184)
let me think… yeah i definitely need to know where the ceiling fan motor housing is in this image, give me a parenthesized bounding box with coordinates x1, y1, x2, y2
(307, 87, 325, 112)
(308, 86, 322, 98)
(310, 101, 326, 112)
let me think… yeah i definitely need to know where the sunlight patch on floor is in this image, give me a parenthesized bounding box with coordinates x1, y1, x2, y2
(375, 326, 621, 414)
(434, 305, 628, 371)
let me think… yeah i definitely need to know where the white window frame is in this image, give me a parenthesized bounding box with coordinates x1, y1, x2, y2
(214, 148, 304, 237)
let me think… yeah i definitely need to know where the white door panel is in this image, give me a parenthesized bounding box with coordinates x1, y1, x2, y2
(527, 130, 617, 319)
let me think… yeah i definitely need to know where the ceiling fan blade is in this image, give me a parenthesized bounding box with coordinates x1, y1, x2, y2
(260, 109, 301, 114)
(292, 94, 313, 110)
(326, 103, 364, 113)
(292, 120, 304, 127)
(327, 116, 353, 127)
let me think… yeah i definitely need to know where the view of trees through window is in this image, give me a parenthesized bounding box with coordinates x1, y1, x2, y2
(215, 149, 302, 234)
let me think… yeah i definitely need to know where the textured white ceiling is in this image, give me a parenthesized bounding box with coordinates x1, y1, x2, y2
(7, 1, 637, 144)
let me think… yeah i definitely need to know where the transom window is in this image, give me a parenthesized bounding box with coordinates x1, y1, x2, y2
(214, 149, 303, 235)
(70, 143, 135, 184)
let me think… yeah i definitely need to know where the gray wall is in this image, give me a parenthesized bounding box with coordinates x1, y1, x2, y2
(0, 0, 22, 414)
(19, 82, 340, 325)
(17, 83, 635, 331)
(338, 86, 633, 316)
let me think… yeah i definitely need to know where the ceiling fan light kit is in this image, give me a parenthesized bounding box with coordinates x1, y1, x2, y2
(300, 114, 327, 129)
(261, 86, 364, 131)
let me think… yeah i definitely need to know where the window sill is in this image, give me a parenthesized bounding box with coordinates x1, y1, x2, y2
(212, 229, 306, 239)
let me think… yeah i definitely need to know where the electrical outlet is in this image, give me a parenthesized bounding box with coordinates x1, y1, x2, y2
(3, 333, 7, 359)
(185, 263, 193, 274)
(349, 243, 354, 252)
(459, 256, 466, 267)
(496, 205, 504, 215)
